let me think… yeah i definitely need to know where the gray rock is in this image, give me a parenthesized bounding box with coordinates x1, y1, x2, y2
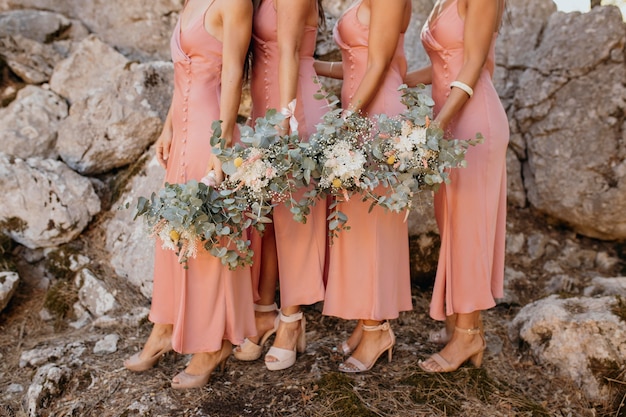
(0, 155, 101, 249)
(516, 7, 626, 240)
(0, 35, 63, 83)
(527, 232, 550, 260)
(49, 35, 128, 104)
(23, 363, 72, 417)
(0, 0, 183, 61)
(104, 150, 164, 299)
(0, 9, 72, 43)
(55, 60, 173, 175)
(19, 342, 86, 368)
(93, 333, 119, 354)
(0, 271, 19, 312)
(505, 232, 525, 255)
(75, 269, 117, 317)
(583, 276, 626, 297)
(506, 148, 526, 208)
(595, 251, 620, 272)
(0, 85, 67, 160)
(509, 294, 626, 401)
(6, 383, 23, 394)
(91, 307, 150, 329)
(501, 267, 530, 305)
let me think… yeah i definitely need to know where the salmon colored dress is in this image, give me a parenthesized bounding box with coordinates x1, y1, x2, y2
(421, 0, 508, 321)
(148, 6, 256, 354)
(249, 0, 328, 307)
(322, 1, 413, 321)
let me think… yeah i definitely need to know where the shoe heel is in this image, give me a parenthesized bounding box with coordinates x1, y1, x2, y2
(387, 346, 393, 363)
(469, 350, 484, 368)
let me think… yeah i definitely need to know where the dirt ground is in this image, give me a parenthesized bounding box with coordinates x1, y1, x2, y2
(0, 208, 624, 417)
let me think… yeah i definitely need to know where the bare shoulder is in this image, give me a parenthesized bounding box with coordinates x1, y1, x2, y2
(218, 0, 252, 15)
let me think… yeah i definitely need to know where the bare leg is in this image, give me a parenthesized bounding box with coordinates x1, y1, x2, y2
(339, 320, 394, 372)
(250, 225, 279, 344)
(137, 323, 172, 360)
(420, 311, 485, 372)
(265, 304, 302, 363)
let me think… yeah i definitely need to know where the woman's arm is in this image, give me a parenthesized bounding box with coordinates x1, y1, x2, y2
(219, 0, 253, 144)
(347, 0, 406, 113)
(433, 0, 498, 131)
(155, 102, 174, 168)
(404, 65, 432, 87)
(276, 0, 310, 132)
(314, 60, 343, 80)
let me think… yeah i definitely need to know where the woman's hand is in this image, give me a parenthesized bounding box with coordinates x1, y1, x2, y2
(202, 151, 225, 187)
(155, 129, 173, 169)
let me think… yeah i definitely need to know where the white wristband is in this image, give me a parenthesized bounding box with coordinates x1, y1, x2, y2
(450, 80, 473, 98)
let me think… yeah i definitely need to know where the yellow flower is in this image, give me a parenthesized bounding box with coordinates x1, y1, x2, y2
(234, 157, 244, 168)
(332, 178, 342, 188)
(169, 230, 180, 241)
(387, 155, 396, 165)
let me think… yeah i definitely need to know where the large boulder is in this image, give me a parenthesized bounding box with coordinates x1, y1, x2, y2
(0, 155, 100, 248)
(513, 6, 626, 240)
(0, 35, 63, 84)
(104, 150, 164, 299)
(0, 9, 87, 44)
(0, 85, 67, 159)
(509, 294, 626, 402)
(51, 36, 173, 175)
(0, 0, 183, 61)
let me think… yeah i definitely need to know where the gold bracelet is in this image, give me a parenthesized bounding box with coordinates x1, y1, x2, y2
(450, 80, 473, 98)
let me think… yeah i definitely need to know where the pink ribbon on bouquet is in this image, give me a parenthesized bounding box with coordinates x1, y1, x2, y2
(280, 99, 299, 135)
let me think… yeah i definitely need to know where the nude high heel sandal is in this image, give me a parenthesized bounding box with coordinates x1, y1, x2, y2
(124, 342, 172, 372)
(264, 310, 306, 371)
(171, 341, 232, 389)
(233, 303, 279, 361)
(418, 326, 486, 373)
(338, 321, 395, 373)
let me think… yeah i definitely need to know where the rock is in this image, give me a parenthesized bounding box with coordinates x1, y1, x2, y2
(505, 232, 525, 255)
(93, 333, 119, 354)
(19, 342, 86, 368)
(0, 271, 19, 312)
(595, 251, 620, 272)
(75, 269, 117, 317)
(506, 148, 526, 208)
(55, 60, 173, 175)
(103, 150, 164, 299)
(0, 9, 72, 43)
(516, 7, 626, 240)
(583, 276, 626, 297)
(0, 35, 63, 84)
(0, 155, 101, 249)
(501, 267, 531, 305)
(23, 363, 72, 417)
(509, 294, 626, 401)
(49, 35, 128, 104)
(0, 0, 183, 61)
(545, 274, 579, 293)
(0, 85, 67, 160)
(6, 383, 23, 394)
(527, 232, 550, 260)
(91, 307, 150, 329)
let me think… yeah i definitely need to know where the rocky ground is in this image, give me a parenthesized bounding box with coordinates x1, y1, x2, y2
(0, 207, 624, 417)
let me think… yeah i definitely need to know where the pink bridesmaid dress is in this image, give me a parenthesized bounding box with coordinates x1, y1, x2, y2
(322, 1, 413, 321)
(148, 5, 256, 354)
(249, 0, 328, 308)
(421, 0, 509, 321)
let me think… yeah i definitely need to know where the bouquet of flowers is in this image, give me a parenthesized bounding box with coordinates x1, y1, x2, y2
(298, 85, 482, 235)
(134, 178, 256, 269)
(211, 111, 316, 226)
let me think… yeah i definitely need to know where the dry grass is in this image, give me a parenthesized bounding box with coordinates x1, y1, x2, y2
(0, 209, 624, 417)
